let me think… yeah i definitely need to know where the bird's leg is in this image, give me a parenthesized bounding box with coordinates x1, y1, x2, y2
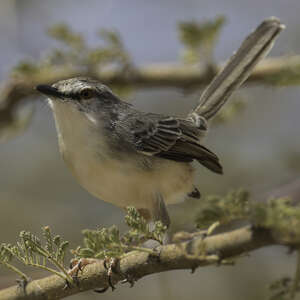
(152, 193, 171, 244)
(68, 257, 130, 292)
(62, 258, 99, 289)
(93, 257, 118, 293)
(137, 206, 170, 244)
(153, 193, 170, 229)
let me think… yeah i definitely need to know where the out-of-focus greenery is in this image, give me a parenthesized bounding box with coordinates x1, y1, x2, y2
(3, 24, 134, 142)
(269, 276, 293, 300)
(195, 190, 300, 244)
(195, 190, 300, 299)
(12, 24, 132, 77)
(264, 66, 300, 86)
(178, 16, 226, 65)
(195, 189, 250, 228)
(251, 197, 300, 243)
(268, 250, 300, 300)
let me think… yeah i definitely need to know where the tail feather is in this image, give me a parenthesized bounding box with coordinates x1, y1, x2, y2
(190, 18, 284, 120)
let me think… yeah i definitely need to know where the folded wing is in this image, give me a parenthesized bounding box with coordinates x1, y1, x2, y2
(129, 113, 223, 174)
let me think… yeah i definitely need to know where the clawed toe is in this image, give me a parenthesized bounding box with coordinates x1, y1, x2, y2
(103, 257, 119, 291)
(93, 257, 118, 293)
(94, 256, 136, 293)
(67, 257, 98, 288)
(69, 256, 137, 293)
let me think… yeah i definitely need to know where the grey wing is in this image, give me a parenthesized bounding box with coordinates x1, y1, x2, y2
(129, 114, 223, 174)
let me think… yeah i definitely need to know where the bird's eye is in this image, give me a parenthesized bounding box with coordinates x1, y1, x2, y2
(80, 88, 94, 99)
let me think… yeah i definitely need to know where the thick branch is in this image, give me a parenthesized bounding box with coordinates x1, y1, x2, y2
(0, 225, 290, 300)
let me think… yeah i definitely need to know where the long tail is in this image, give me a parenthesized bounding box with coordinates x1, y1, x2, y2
(190, 17, 285, 121)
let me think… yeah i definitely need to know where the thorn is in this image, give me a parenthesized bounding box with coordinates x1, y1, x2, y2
(206, 221, 220, 236)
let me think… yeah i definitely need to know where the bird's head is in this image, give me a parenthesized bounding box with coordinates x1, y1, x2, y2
(36, 77, 122, 115)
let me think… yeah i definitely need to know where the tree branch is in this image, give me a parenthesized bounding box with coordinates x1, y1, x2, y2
(1, 54, 300, 133)
(0, 225, 292, 300)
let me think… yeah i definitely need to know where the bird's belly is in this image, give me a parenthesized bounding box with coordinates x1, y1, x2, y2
(63, 149, 195, 209)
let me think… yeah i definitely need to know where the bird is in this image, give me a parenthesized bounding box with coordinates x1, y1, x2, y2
(36, 77, 221, 228)
(36, 18, 284, 229)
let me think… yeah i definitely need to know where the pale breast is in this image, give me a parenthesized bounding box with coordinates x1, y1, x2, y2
(50, 100, 195, 210)
(62, 145, 195, 209)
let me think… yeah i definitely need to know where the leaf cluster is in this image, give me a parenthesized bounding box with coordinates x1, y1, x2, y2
(0, 226, 72, 283)
(72, 206, 167, 259)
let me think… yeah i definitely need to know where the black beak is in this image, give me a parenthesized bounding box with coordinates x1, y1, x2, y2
(36, 84, 62, 98)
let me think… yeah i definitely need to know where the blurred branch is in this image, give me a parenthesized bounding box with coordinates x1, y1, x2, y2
(1, 55, 300, 137)
(0, 18, 293, 140)
(0, 224, 295, 300)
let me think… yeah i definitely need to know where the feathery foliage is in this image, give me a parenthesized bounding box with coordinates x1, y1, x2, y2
(0, 227, 72, 283)
(0, 244, 29, 282)
(72, 206, 167, 259)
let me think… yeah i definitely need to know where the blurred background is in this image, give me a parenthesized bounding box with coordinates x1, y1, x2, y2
(0, 0, 300, 299)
